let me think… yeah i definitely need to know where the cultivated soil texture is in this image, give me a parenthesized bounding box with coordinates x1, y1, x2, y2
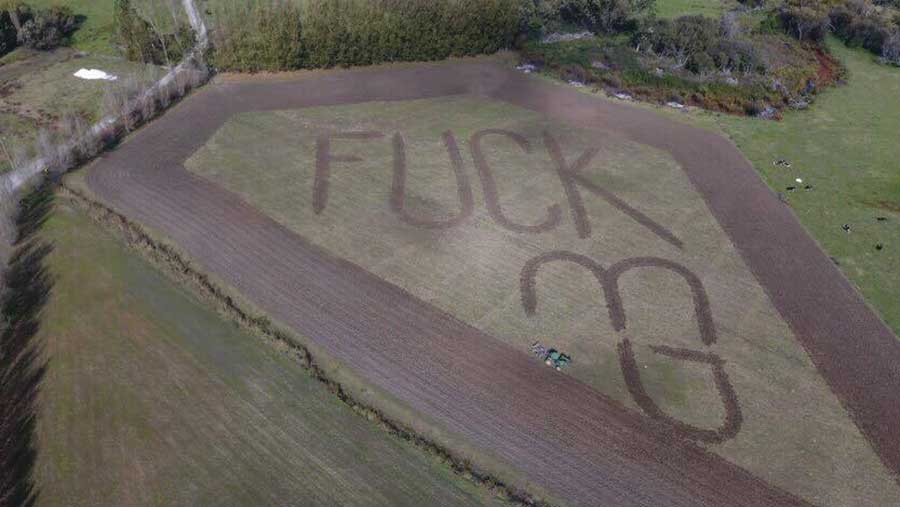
(82, 60, 900, 506)
(32, 199, 507, 507)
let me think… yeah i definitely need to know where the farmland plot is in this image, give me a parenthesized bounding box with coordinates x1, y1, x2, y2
(184, 95, 899, 506)
(31, 199, 509, 507)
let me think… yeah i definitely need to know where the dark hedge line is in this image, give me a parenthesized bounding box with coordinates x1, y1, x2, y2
(209, 0, 524, 72)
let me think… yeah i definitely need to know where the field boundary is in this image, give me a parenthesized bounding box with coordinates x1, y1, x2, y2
(59, 182, 543, 507)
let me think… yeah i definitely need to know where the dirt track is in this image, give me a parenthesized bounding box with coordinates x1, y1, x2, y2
(84, 62, 900, 505)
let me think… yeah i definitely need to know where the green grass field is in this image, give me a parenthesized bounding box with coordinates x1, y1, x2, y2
(654, 0, 735, 19)
(184, 94, 898, 506)
(713, 40, 900, 335)
(31, 197, 508, 506)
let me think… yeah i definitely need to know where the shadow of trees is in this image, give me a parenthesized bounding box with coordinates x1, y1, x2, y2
(1, 184, 54, 507)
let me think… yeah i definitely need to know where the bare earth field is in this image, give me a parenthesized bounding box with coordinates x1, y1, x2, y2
(82, 61, 900, 506)
(33, 198, 508, 506)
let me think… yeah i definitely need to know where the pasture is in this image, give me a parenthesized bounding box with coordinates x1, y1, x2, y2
(715, 40, 900, 336)
(654, 0, 736, 19)
(31, 197, 508, 506)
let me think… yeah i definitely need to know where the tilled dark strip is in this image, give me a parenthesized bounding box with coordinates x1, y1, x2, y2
(82, 62, 856, 505)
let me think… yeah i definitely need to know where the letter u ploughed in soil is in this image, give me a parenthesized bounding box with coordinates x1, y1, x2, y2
(391, 132, 474, 229)
(521, 251, 742, 443)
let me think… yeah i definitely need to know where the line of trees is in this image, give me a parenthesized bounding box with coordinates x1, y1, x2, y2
(777, 0, 900, 66)
(114, 0, 195, 66)
(207, 0, 525, 72)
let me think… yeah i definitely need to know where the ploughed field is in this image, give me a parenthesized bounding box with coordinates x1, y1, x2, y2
(30, 198, 508, 506)
(80, 62, 900, 506)
(182, 95, 898, 506)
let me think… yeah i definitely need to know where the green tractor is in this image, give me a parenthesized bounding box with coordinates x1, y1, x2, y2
(531, 342, 572, 371)
(544, 349, 572, 371)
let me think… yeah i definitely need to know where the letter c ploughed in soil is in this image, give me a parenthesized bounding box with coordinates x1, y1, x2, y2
(470, 129, 563, 234)
(520, 251, 741, 443)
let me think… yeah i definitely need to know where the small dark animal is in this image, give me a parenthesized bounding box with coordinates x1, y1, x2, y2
(842, 224, 852, 233)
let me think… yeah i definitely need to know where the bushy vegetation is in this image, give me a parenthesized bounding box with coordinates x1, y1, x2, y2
(114, 0, 194, 66)
(0, 1, 78, 55)
(829, 0, 900, 65)
(633, 15, 763, 74)
(778, 0, 836, 42)
(538, 0, 655, 33)
(209, 0, 523, 72)
(0, 10, 15, 56)
(521, 0, 842, 117)
(18, 5, 76, 49)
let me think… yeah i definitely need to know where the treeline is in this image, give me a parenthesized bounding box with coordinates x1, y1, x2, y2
(208, 0, 524, 72)
(0, 2, 78, 57)
(114, 0, 195, 66)
(779, 0, 900, 65)
(830, 0, 900, 65)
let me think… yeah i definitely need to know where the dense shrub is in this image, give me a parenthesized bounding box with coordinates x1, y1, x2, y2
(209, 1, 303, 72)
(115, 0, 194, 65)
(210, 0, 523, 72)
(830, 0, 896, 56)
(18, 5, 76, 50)
(779, 0, 833, 41)
(883, 30, 900, 64)
(633, 15, 762, 74)
(0, 10, 16, 56)
(539, 0, 654, 34)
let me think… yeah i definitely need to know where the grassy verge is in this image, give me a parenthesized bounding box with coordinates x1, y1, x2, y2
(31, 193, 516, 506)
(654, 0, 736, 19)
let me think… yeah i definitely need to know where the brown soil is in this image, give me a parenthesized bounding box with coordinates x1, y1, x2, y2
(814, 49, 842, 87)
(84, 61, 899, 504)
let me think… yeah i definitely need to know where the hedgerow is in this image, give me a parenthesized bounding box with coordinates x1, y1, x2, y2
(209, 0, 523, 72)
(114, 0, 194, 66)
(829, 0, 900, 64)
(0, 10, 15, 57)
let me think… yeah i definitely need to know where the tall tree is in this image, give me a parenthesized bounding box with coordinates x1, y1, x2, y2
(779, 0, 836, 41)
(0, 0, 24, 41)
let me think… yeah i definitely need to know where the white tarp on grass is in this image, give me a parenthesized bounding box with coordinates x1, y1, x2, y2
(73, 68, 118, 81)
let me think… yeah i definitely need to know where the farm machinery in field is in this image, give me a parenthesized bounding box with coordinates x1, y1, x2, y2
(530, 342, 572, 371)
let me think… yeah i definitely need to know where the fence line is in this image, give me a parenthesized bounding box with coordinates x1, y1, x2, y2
(0, 0, 210, 204)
